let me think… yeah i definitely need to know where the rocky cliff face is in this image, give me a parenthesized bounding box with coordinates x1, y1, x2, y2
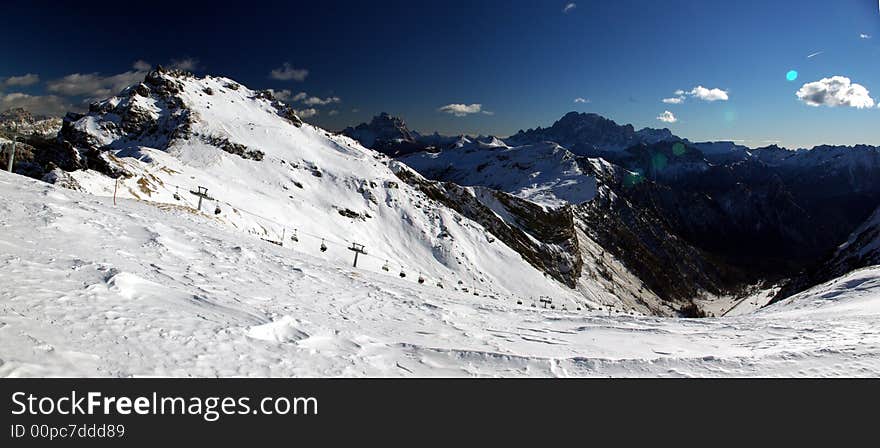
(0, 108, 62, 138)
(391, 164, 583, 288)
(508, 112, 678, 156)
(575, 158, 751, 306)
(342, 113, 430, 157)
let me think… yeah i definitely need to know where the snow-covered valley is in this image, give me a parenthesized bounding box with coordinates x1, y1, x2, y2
(3, 172, 880, 377)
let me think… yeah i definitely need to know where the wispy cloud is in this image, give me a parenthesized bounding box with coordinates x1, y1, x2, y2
(294, 108, 318, 119)
(46, 62, 150, 99)
(0, 92, 72, 116)
(796, 76, 875, 109)
(168, 57, 200, 71)
(806, 51, 824, 59)
(303, 95, 341, 106)
(860, 33, 872, 39)
(438, 103, 487, 117)
(132, 60, 152, 71)
(656, 110, 678, 123)
(272, 90, 341, 107)
(1, 73, 40, 89)
(662, 96, 684, 104)
(562, 3, 576, 14)
(574, 97, 590, 103)
(270, 62, 309, 82)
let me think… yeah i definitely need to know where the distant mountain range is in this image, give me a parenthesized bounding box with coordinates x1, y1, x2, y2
(345, 111, 880, 306)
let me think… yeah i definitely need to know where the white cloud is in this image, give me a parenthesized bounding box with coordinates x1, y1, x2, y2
(46, 70, 148, 99)
(563, 3, 576, 13)
(132, 60, 152, 71)
(662, 96, 684, 104)
(0, 92, 72, 116)
(303, 95, 341, 106)
(438, 103, 485, 117)
(806, 51, 824, 59)
(328, 110, 339, 116)
(274, 91, 341, 107)
(168, 57, 200, 71)
(270, 63, 309, 82)
(688, 86, 729, 101)
(860, 33, 872, 39)
(2, 74, 40, 88)
(294, 108, 318, 119)
(574, 97, 590, 103)
(656, 110, 677, 123)
(796, 76, 875, 109)
(267, 89, 293, 101)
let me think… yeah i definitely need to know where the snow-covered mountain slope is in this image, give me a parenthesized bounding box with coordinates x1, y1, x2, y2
(777, 205, 880, 302)
(3, 171, 880, 377)
(830, 206, 880, 273)
(399, 140, 597, 209)
(47, 68, 588, 306)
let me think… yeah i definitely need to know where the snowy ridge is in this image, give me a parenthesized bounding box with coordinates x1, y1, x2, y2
(52, 69, 588, 306)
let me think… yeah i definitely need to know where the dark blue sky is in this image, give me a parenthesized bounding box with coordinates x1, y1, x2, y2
(1, 0, 879, 148)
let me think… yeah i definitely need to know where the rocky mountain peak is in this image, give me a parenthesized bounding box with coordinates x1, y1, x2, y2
(0, 107, 62, 138)
(509, 111, 679, 156)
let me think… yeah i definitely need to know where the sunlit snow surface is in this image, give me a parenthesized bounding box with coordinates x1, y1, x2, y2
(2, 173, 879, 377)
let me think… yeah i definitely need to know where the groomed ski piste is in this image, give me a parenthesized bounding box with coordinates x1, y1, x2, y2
(2, 171, 880, 377)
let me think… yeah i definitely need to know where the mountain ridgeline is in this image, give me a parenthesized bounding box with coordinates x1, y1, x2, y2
(8, 70, 880, 315)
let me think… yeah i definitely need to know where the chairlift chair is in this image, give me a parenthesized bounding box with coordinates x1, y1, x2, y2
(418, 273, 425, 285)
(173, 187, 181, 201)
(291, 229, 299, 243)
(320, 239, 328, 252)
(382, 260, 390, 272)
(399, 269, 406, 278)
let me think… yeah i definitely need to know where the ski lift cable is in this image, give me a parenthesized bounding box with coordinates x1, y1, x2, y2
(116, 161, 527, 304)
(158, 182, 517, 300)
(121, 171, 519, 298)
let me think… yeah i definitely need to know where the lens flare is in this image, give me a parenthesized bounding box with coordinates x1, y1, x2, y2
(786, 70, 799, 82)
(672, 142, 686, 156)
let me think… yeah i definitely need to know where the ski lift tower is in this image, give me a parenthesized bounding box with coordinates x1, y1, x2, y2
(4, 135, 19, 172)
(189, 186, 215, 212)
(348, 242, 367, 268)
